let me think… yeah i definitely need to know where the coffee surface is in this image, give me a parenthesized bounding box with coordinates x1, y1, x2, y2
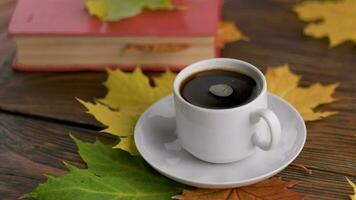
(180, 69, 259, 109)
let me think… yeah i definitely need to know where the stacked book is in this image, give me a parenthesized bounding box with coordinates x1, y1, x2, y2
(9, 0, 221, 71)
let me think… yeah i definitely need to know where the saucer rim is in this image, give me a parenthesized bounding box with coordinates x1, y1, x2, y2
(134, 93, 306, 188)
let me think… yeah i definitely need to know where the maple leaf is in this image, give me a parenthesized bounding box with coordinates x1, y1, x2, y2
(84, 0, 174, 21)
(266, 64, 338, 121)
(22, 136, 183, 200)
(346, 177, 356, 200)
(216, 21, 249, 48)
(294, 0, 356, 47)
(173, 177, 303, 200)
(78, 68, 175, 155)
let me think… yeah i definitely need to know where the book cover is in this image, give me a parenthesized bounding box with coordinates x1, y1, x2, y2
(9, 0, 221, 37)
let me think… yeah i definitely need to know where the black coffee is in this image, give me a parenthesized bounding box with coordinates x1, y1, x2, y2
(180, 69, 259, 109)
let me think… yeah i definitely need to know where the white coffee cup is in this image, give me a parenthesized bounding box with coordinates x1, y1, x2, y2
(173, 58, 281, 163)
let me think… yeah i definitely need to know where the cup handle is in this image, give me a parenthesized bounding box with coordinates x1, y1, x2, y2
(250, 109, 281, 151)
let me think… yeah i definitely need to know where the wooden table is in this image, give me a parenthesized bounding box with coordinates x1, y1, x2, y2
(0, 0, 355, 199)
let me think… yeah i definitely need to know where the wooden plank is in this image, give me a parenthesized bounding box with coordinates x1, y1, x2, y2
(0, 59, 106, 127)
(0, 1, 355, 121)
(0, 112, 354, 200)
(294, 116, 356, 177)
(0, 0, 355, 177)
(278, 168, 355, 200)
(0, 59, 355, 176)
(0, 112, 113, 200)
(221, 0, 356, 175)
(0, 0, 16, 66)
(0, 0, 355, 199)
(1, 0, 355, 127)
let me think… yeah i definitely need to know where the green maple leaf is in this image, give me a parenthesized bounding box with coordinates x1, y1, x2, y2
(22, 136, 183, 200)
(84, 0, 174, 21)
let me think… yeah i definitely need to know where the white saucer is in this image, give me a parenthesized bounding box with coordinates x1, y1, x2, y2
(134, 93, 306, 188)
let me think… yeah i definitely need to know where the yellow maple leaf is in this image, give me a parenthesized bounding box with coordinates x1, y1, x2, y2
(85, 0, 107, 18)
(116, 136, 139, 155)
(266, 64, 338, 121)
(347, 177, 356, 200)
(77, 100, 138, 137)
(216, 21, 249, 47)
(294, 0, 356, 47)
(78, 68, 175, 155)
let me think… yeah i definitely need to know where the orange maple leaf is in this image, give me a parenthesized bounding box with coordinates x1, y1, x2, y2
(173, 177, 303, 200)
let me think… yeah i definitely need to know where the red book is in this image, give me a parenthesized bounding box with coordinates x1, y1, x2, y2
(9, 0, 221, 72)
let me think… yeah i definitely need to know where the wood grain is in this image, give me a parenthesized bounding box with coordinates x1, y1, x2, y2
(278, 168, 354, 200)
(0, 113, 115, 200)
(0, 60, 106, 127)
(1, 57, 355, 176)
(0, 0, 16, 66)
(0, 112, 353, 200)
(0, 0, 355, 199)
(221, 0, 356, 176)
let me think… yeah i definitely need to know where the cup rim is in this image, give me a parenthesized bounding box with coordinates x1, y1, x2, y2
(173, 58, 267, 112)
